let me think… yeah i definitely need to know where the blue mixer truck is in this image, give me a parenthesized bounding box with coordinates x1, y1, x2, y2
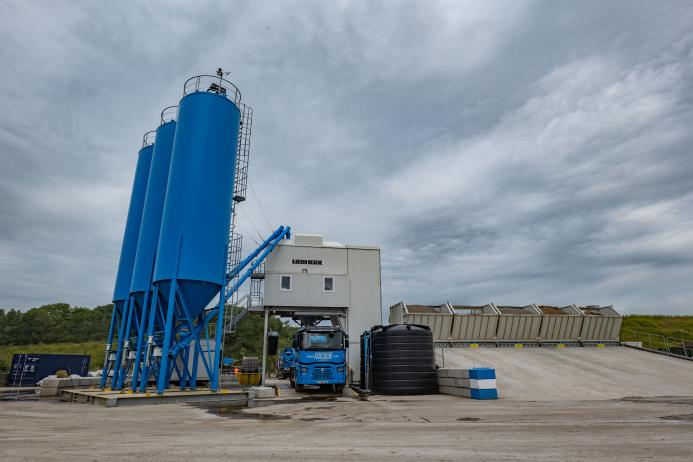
(277, 347, 297, 379)
(291, 326, 348, 392)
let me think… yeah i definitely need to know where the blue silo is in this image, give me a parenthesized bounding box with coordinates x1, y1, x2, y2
(112, 139, 154, 305)
(154, 90, 240, 310)
(130, 113, 177, 298)
(100, 132, 154, 388)
(151, 75, 241, 392)
(124, 108, 178, 391)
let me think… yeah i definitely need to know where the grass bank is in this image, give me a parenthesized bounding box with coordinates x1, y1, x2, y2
(621, 315, 693, 340)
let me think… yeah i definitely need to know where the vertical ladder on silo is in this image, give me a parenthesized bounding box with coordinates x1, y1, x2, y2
(221, 103, 253, 342)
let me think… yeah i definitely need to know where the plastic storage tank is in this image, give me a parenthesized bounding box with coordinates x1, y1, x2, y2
(388, 302, 453, 340)
(153, 80, 241, 315)
(369, 324, 437, 395)
(111, 135, 154, 321)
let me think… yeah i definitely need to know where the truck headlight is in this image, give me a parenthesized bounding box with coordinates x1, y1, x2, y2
(337, 367, 344, 373)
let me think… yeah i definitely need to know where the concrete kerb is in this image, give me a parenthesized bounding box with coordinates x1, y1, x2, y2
(436, 367, 498, 400)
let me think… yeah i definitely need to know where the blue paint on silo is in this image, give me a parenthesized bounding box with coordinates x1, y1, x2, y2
(130, 120, 177, 297)
(127, 118, 177, 391)
(112, 144, 153, 305)
(153, 91, 240, 316)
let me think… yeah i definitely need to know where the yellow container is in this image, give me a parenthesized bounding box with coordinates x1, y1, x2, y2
(237, 372, 261, 385)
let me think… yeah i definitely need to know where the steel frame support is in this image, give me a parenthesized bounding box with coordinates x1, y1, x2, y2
(130, 289, 151, 391)
(110, 297, 133, 389)
(157, 278, 179, 394)
(261, 307, 269, 386)
(113, 226, 292, 396)
(138, 285, 160, 391)
(99, 306, 118, 389)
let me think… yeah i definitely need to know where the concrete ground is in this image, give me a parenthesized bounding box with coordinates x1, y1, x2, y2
(438, 346, 693, 400)
(2, 392, 693, 461)
(2, 347, 692, 461)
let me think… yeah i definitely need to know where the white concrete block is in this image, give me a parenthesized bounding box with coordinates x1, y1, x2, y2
(470, 379, 497, 390)
(455, 378, 471, 388)
(447, 387, 469, 398)
(39, 387, 58, 397)
(438, 386, 452, 394)
(438, 377, 456, 387)
(41, 378, 59, 388)
(250, 386, 275, 399)
(437, 369, 450, 378)
(447, 369, 470, 379)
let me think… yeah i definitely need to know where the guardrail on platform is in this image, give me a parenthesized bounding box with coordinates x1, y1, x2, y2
(620, 329, 693, 360)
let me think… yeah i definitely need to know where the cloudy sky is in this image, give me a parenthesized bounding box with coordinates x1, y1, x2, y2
(1, 0, 692, 316)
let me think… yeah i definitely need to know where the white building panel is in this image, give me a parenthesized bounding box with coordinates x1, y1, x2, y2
(263, 234, 381, 383)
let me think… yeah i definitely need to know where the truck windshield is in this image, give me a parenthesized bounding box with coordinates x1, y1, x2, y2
(302, 331, 343, 350)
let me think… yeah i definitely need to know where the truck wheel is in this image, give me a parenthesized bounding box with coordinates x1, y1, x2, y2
(289, 378, 295, 387)
(334, 384, 345, 393)
(295, 384, 304, 392)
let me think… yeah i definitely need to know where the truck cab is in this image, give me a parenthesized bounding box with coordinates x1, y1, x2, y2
(292, 326, 348, 392)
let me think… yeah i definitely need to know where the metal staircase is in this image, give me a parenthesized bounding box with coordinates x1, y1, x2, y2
(249, 261, 265, 309)
(224, 294, 250, 334)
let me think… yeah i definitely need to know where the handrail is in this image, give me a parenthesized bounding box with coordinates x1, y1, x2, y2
(621, 328, 692, 359)
(142, 130, 156, 148)
(160, 105, 178, 124)
(183, 74, 241, 106)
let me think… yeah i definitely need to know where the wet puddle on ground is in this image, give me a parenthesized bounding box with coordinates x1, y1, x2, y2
(191, 395, 361, 420)
(660, 414, 693, 421)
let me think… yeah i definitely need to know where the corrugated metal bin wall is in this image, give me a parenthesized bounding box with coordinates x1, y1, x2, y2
(536, 305, 584, 341)
(404, 314, 453, 340)
(578, 305, 622, 341)
(495, 304, 543, 342)
(449, 314, 499, 341)
(389, 302, 405, 324)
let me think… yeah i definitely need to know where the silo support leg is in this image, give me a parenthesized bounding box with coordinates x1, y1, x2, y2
(111, 298, 132, 389)
(211, 293, 226, 392)
(115, 295, 136, 390)
(175, 288, 214, 384)
(139, 287, 159, 392)
(100, 307, 118, 389)
(157, 279, 178, 394)
(131, 289, 151, 391)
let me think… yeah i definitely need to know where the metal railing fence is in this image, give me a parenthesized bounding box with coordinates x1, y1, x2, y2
(620, 329, 692, 359)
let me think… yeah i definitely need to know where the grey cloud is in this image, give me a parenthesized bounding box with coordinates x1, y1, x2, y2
(1, 0, 692, 316)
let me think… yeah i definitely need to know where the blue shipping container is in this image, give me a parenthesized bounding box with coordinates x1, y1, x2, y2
(8, 354, 90, 387)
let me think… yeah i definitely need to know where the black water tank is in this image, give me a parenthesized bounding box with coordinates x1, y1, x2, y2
(370, 324, 436, 395)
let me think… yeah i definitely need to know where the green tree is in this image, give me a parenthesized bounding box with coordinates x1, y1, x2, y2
(223, 315, 297, 371)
